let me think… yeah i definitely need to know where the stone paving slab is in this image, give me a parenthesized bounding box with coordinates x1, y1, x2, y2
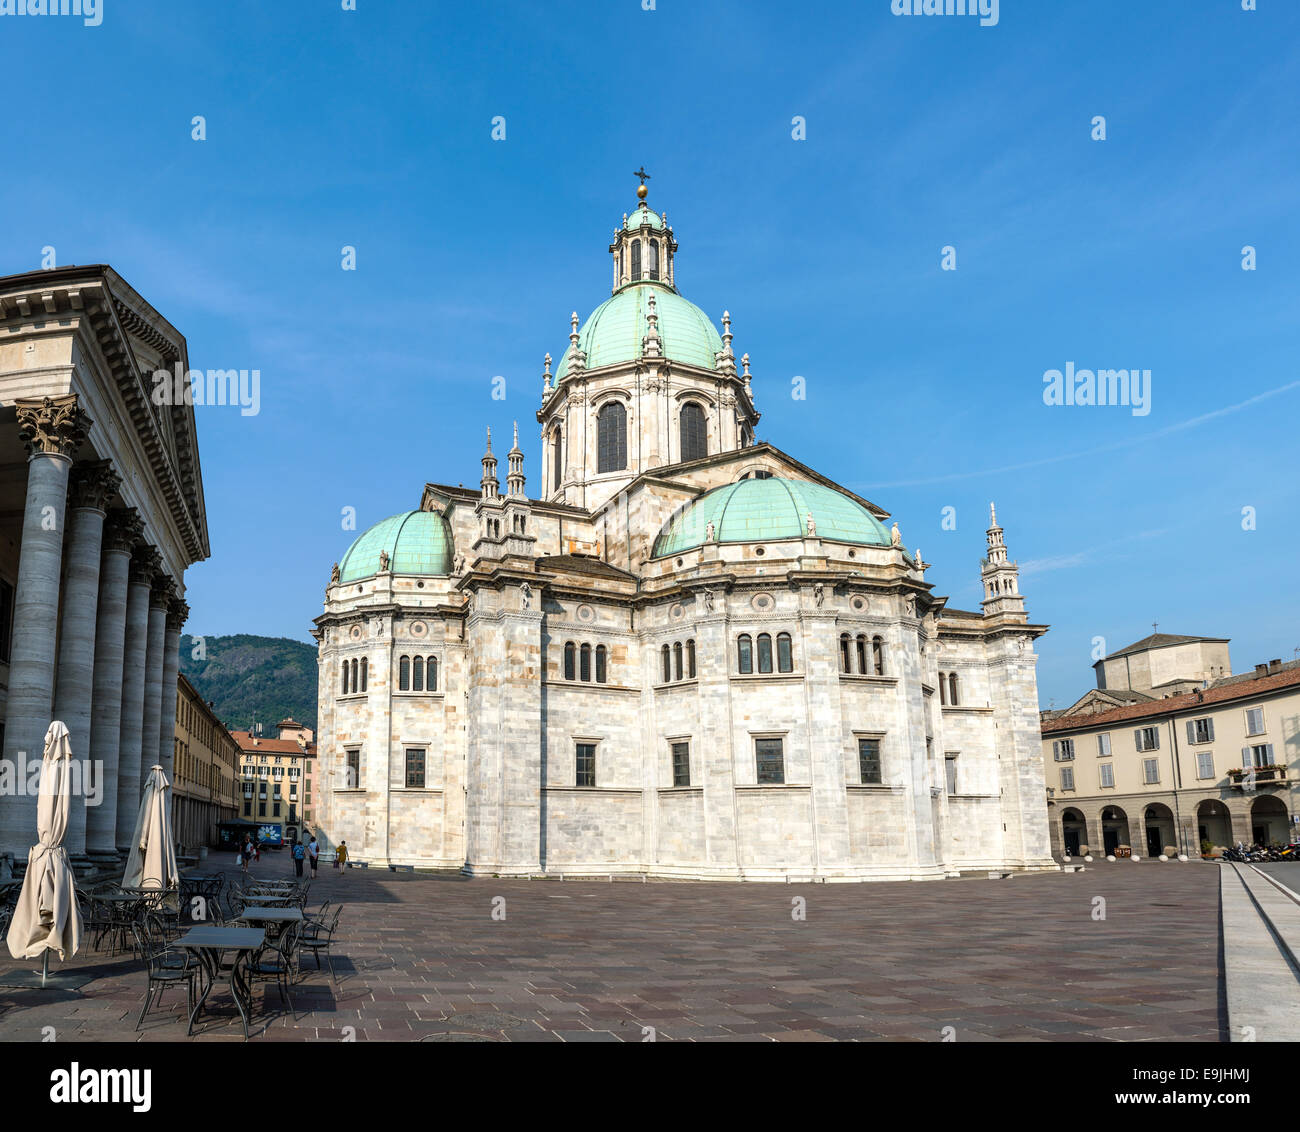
(0, 860, 1225, 1042)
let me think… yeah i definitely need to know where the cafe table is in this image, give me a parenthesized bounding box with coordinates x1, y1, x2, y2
(172, 925, 266, 1039)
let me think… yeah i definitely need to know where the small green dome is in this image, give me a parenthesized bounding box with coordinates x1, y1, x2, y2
(624, 204, 665, 231)
(556, 282, 723, 373)
(653, 478, 892, 557)
(338, 511, 453, 582)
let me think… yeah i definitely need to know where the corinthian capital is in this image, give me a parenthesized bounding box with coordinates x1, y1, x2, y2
(130, 546, 162, 588)
(69, 460, 122, 512)
(104, 507, 145, 554)
(15, 394, 91, 459)
(167, 597, 190, 633)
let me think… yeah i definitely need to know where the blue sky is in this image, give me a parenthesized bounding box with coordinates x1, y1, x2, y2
(1, 0, 1297, 708)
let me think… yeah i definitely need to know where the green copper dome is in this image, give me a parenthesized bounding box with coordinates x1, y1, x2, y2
(338, 510, 453, 582)
(652, 478, 892, 557)
(624, 203, 665, 231)
(555, 282, 723, 374)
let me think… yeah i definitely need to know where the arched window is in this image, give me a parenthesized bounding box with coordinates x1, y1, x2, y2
(757, 633, 773, 674)
(564, 642, 576, 681)
(673, 642, 683, 682)
(597, 401, 627, 473)
(873, 636, 885, 676)
(686, 639, 696, 679)
(855, 635, 868, 675)
(552, 429, 563, 490)
(579, 643, 592, 682)
(360, 657, 368, 692)
(341, 659, 349, 695)
(630, 239, 641, 281)
(662, 644, 671, 683)
(737, 634, 753, 675)
(620, 244, 625, 283)
(948, 673, 959, 705)
(777, 633, 793, 673)
(428, 656, 439, 691)
(412, 656, 424, 692)
(839, 634, 851, 673)
(939, 673, 947, 705)
(351, 658, 359, 694)
(595, 645, 607, 684)
(647, 240, 659, 280)
(680, 402, 707, 462)
(399, 655, 410, 692)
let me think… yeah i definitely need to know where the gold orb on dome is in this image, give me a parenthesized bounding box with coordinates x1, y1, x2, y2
(636, 183, 648, 200)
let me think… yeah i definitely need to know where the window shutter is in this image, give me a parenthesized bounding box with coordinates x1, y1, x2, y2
(1052, 741, 1059, 761)
(1242, 746, 1250, 766)
(1134, 729, 1144, 751)
(1185, 721, 1194, 744)
(1266, 743, 1275, 764)
(1206, 719, 1215, 742)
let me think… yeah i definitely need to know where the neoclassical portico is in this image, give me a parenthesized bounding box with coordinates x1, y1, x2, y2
(0, 265, 210, 869)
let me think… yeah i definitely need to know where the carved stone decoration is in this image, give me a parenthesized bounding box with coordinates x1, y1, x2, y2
(15, 394, 91, 459)
(805, 511, 817, 537)
(890, 522, 902, 548)
(130, 546, 162, 588)
(520, 582, 532, 611)
(104, 507, 145, 554)
(813, 582, 824, 608)
(379, 549, 390, 572)
(703, 590, 715, 613)
(905, 594, 918, 618)
(166, 598, 190, 634)
(330, 562, 341, 584)
(150, 572, 176, 610)
(349, 624, 363, 640)
(69, 460, 121, 512)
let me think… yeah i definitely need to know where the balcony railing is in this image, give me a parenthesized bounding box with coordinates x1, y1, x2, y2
(1228, 766, 1288, 788)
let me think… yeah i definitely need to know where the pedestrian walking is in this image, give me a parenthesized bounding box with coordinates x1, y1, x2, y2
(336, 841, 348, 871)
(308, 834, 319, 878)
(292, 839, 305, 878)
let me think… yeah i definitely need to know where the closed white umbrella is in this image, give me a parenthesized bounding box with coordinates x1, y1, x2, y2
(5, 721, 83, 980)
(122, 765, 178, 909)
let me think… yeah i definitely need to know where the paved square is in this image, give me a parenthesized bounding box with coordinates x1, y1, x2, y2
(0, 861, 1225, 1042)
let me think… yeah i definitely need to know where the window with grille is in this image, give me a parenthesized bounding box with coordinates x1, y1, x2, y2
(671, 742, 690, 787)
(597, 402, 627, 472)
(405, 748, 426, 788)
(755, 738, 785, 784)
(680, 402, 707, 462)
(576, 743, 596, 787)
(858, 738, 882, 785)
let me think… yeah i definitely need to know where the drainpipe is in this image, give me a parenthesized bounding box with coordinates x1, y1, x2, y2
(1167, 715, 1186, 856)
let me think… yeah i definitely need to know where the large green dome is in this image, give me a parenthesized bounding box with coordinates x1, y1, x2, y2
(653, 478, 892, 557)
(556, 282, 723, 374)
(338, 510, 454, 582)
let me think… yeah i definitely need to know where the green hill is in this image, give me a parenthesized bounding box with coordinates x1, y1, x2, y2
(179, 634, 317, 732)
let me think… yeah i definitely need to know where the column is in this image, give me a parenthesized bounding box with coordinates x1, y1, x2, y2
(51, 461, 120, 863)
(140, 576, 172, 793)
(158, 595, 187, 784)
(86, 508, 142, 861)
(115, 548, 158, 851)
(0, 395, 89, 855)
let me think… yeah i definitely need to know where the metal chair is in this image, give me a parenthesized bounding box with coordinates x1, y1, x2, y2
(297, 905, 342, 984)
(248, 922, 299, 1014)
(131, 920, 200, 1031)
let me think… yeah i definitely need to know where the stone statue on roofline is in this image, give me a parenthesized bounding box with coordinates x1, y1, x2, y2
(806, 511, 816, 537)
(379, 549, 390, 572)
(521, 582, 532, 610)
(706, 519, 716, 542)
(330, 562, 340, 584)
(890, 522, 901, 547)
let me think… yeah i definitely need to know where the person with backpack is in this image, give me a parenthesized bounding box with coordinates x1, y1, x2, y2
(292, 839, 306, 877)
(307, 834, 320, 878)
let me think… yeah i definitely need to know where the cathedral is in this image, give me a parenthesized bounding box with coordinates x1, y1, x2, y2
(313, 183, 1056, 881)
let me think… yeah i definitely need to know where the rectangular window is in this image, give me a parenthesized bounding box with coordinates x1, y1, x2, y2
(405, 748, 426, 788)
(1248, 743, 1272, 768)
(1143, 757, 1160, 784)
(1053, 739, 1075, 762)
(755, 737, 785, 784)
(1097, 733, 1111, 757)
(258, 802, 266, 816)
(1135, 727, 1160, 752)
(671, 742, 690, 787)
(944, 755, 958, 795)
(857, 738, 882, 785)
(1099, 763, 1114, 788)
(1196, 751, 1214, 780)
(345, 749, 361, 789)
(1245, 707, 1265, 736)
(1060, 767, 1075, 791)
(1187, 717, 1214, 744)
(243, 801, 251, 816)
(272, 802, 280, 817)
(576, 743, 596, 788)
